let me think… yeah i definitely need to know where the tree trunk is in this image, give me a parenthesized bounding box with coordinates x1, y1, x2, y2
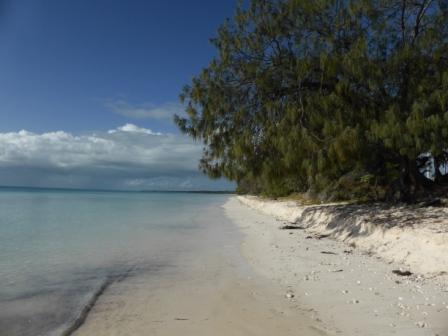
(434, 156, 445, 184)
(399, 158, 434, 202)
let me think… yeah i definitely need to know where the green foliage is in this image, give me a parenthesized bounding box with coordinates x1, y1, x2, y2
(175, 0, 448, 202)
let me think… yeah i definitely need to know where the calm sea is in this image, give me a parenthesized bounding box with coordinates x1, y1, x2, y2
(0, 188, 230, 336)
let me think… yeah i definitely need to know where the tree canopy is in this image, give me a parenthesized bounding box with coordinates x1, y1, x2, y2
(175, 0, 448, 202)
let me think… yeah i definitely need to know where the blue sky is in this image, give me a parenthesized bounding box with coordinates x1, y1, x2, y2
(0, 0, 237, 190)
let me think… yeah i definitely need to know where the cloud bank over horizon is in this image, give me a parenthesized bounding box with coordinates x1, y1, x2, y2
(0, 124, 233, 191)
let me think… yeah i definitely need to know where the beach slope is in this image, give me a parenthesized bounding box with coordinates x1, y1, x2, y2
(225, 196, 448, 335)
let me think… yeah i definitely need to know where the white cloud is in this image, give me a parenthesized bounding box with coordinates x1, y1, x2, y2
(108, 123, 162, 135)
(105, 99, 185, 120)
(0, 125, 233, 190)
(0, 126, 198, 170)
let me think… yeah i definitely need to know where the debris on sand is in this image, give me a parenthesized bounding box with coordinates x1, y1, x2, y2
(280, 225, 305, 230)
(392, 270, 413, 277)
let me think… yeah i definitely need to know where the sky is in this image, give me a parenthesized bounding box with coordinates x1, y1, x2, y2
(0, 0, 238, 190)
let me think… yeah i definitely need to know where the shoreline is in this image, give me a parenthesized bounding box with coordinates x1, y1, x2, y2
(60, 279, 112, 336)
(74, 200, 329, 336)
(72, 195, 448, 335)
(60, 266, 138, 336)
(226, 196, 448, 335)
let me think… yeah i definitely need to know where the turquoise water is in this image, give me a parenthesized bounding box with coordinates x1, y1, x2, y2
(0, 188, 229, 336)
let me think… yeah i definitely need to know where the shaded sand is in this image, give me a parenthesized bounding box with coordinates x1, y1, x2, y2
(74, 201, 330, 336)
(226, 197, 448, 335)
(238, 196, 448, 275)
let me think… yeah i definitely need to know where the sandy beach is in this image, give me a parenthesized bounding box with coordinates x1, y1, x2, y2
(73, 200, 329, 336)
(73, 196, 448, 335)
(227, 196, 448, 335)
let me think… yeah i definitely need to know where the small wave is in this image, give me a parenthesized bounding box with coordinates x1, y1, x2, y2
(58, 266, 137, 336)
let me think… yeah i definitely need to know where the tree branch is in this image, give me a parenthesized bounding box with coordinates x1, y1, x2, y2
(412, 0, 433, 43)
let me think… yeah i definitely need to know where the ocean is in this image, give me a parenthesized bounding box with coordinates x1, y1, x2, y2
(0, 188, 230, 336)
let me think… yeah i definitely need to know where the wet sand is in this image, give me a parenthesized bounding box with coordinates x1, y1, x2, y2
(74, 201, 329, 336)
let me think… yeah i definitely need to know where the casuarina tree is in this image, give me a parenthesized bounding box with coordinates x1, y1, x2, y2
(175, 0, 448, 202)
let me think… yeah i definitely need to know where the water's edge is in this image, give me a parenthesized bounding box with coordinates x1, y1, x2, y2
(60, 266, 137, 336)
(60, 279, 111, 336)
(0, 191, 229, 336)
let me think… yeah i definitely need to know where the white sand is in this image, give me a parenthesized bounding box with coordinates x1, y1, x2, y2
(237, 196, 448, 275)
(227, 196, 448, 335)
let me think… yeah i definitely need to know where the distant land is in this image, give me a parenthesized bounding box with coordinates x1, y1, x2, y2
(0, 185, 235, 194)
(139, 190, 235, 194)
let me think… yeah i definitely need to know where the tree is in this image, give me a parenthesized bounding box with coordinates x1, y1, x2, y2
(175, 0, 448, 202)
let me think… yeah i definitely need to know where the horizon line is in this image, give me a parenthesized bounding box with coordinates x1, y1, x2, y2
(0, 185, 236, 194)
